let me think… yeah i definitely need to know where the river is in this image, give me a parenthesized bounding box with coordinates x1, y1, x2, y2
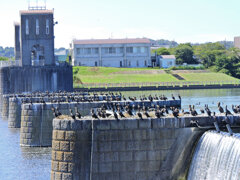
(0, 88, 239, 179)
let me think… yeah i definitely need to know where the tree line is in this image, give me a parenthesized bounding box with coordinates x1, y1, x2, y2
(152, 42, 240, 79)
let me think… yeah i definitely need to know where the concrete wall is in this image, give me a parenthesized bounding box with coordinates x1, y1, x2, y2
(0, 66, 73, 94)
(50, 118, 204, 180)
(51, 115, 240, 179)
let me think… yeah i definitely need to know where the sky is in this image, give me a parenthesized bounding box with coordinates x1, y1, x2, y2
(1, 0, 240, 48)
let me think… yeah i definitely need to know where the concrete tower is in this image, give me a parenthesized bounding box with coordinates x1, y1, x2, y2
(20, 8, 55, 66)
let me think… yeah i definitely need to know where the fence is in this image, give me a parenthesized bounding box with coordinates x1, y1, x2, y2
(74, 81, 240, 89)
(0, 60, 21, 67)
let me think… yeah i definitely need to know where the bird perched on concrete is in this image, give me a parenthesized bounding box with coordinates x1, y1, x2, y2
(114, 111, 119, 121)
(205, 104, 211, 117)
(91, 109, 98, 119)
(137, 110, 143, 120)
(171, 107, 179, 118)
(225, 105, 232, 116)
(51, 107, 58, 118)
(118, 108, 125, 118)
(75, 107, 82, 119)
(70, 109, 75, 120)
(218, 102, 224, 113)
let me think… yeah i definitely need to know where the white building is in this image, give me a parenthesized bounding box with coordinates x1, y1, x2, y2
(158, 55, 176, 68)
(71, 38, 151, 67)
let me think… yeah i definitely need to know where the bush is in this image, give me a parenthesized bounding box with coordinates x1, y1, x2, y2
(169, 65, 205, 70)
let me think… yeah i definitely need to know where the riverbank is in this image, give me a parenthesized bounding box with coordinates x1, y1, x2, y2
(73, 66, 239, 88)
(75, 83, 240, 92)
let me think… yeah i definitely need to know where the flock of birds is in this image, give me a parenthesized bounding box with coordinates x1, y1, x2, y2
(51, 99, 240, 122)
(16, 91, 180, 105)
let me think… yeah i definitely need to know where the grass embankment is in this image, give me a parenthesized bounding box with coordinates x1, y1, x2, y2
(73, 66, 239, 87)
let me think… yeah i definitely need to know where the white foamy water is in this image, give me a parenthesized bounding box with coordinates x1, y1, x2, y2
(188, 131, 240, 180)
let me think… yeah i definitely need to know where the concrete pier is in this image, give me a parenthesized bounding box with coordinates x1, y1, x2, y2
(50, 116, 216, 180)
(8, 97, 22, 128)
(1, 95, 9, 120)
(19, 99, 180, 146)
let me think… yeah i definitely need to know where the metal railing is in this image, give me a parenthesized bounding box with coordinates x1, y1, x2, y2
(0, 60, 22, 67)
(74, 81, 240, 88)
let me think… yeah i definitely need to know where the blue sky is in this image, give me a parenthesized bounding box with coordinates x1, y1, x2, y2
(1, 0, 240, 48)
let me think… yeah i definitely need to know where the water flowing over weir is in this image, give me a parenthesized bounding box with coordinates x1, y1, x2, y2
(188, 131, 240, 180)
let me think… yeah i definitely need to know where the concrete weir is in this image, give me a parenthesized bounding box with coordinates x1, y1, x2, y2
(19, 100, 181, 147)
(50, 118, 201, 180)
(50, 115, 240, 180)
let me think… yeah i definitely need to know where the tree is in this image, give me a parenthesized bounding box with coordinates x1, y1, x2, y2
(152, 47, 170, 55)
(174, 43, 197, 64)
(0, 56, 8, 61)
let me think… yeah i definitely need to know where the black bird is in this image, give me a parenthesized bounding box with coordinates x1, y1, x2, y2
(178, 94, 181, 100)
(137, 110, 143, 120)
(75, 107, 82, 119)
(70, 109, 75, 120)
(205, 104, 211, 117)
(218, 102, 224, 113)
(155, 110, 161, 118)
(172, 94, 175, 100)
(51, 107, 58, 118)
(91, 109, 98, 119)
(225, 105, 232, 116)
(232, 105, 238, 114)
(172, 108, 179, 118)
(144, 110, 151, 118)
(114, 111, 119, 120)
(56, 107, 62, 117)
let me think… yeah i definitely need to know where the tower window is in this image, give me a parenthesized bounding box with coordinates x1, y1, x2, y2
(26, 19, 29, 35)
(36, 19, 39, 35)
(46, 19, 49, 35)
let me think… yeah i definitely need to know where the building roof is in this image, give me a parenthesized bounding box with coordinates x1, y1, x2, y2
(73, 38, 151, 45)
(159, 55, 176, 59)
(20, 9, 53, 15)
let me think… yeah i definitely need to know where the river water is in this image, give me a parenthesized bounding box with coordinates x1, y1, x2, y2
(0, 88, 239, 179)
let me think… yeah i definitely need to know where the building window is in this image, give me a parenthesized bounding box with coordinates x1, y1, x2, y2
(141, 47, 145, 53)
(84, 48, 91, 54)
(102, 48, 108, 54)
(77, 48, 81, 55)
(46, 19, 49, 35)
(126, 47, 133, 53)
(120, 61, 122, 67)
(137, 47, 141, 53)
(36, 19, 39, 35)
(93, 48, 99, 54)
(119, 47, 124, 53)
(26, 19, 29, 35)
(109, 47, 116, 54)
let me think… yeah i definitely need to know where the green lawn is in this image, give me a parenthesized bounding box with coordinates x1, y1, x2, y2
(179, 73, 238, 82)
(73, 66, 240, 87)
